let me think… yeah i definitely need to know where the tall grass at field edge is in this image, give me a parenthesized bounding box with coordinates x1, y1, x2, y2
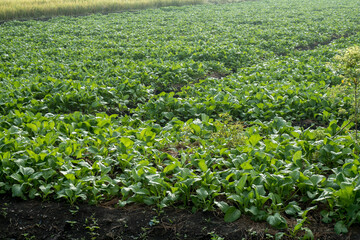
(0, 0, 206, 21)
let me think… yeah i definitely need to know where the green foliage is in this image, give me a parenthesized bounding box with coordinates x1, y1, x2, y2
(267, 213, 288, 230)
(333, 46, 360, 83)
(331, 45, 360, 140)
(1, 0, 360, 238)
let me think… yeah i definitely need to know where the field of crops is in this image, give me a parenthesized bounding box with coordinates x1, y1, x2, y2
(0, 0, 204, 21)
(1, 0, 360, 238)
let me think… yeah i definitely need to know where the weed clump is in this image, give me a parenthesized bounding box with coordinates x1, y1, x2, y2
(331, 46, 360, 140)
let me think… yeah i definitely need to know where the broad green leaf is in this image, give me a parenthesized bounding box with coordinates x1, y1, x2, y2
(326, 121, 339, 136)
(42, 169, 56, 180)
(293, 151, 302, 162)
(201, 114, 209, 122)
(198, 159, 208, 172)
(88, 146, 99, 154)
(143, 197, 155, 205)
(39, 152, 47, 161)
(139, 128, 156, 142)
(247, 206, 267, 221)
(10, 173, 23, 182)
(249, 134, 262, 146)
(19, 166, 35, 176)
(240, 160, 253, 170)
(293, 219, 305, 233)
(162, 112, 174, 119)
(290, 170, 300, 182)
(290, 130, 301, 138)
(254, 184, 266, 196)
(120, 137, 134, 148)
(307, 191, 318, 199)
(65, 146, 72, 155)
(62, 173, 76, 181)
(224, 206, 241, 223)
(8, 126, 21, 135)
(133, 188, 149, 195)
(334, 221, 348, 234)
(303, 227, 314, 240)
(310, 175, 324, 186)
(26, 123, 38, 132)
(39, 184, 53, 194)
(65, 189, 74, 197)
(164, 163, 178, 173)
(215, 201, 229, 213)
(29, 188, 38, 199)
(99, 162, 111, 174)
(285, 203, 301, 216)
(273, 117, 287, 131)
(226, 173, 235, 181)
(196, 188, 208, 200)
(320, 210, 333, 224)
(12, 184, 25, 199)
(267, 213, 288, 229)
(129, 183, 150, 195)
(190, 123, 201, 135)
(236, 175, 247, 191)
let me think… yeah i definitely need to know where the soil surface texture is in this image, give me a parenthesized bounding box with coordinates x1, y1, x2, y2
(0, 195, 359, 240)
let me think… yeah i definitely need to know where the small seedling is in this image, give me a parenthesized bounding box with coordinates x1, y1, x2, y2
(69, 205, 79, 215)
(209, 231, 224, 240)
(149, 216, 159, 226)
(22, 233, 35, 240)
(66, 220, 78, 227)
(1, 204, 8, 218)
(84, 214, 100, 240)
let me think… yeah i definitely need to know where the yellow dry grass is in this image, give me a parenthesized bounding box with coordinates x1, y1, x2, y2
(0, 0, 205, 21)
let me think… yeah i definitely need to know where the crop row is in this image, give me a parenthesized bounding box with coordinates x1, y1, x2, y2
(1, 0, 360, 236)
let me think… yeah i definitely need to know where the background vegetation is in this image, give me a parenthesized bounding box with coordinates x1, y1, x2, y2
(0, 0, 205, 21)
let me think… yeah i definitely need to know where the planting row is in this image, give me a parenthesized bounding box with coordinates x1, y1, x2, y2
(1, 0, 360, 236)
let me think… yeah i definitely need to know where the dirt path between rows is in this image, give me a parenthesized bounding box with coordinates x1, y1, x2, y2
(0, 195, 358, 240)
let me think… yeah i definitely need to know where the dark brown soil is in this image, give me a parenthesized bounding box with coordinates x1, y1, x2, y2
(0, 195, 359, 240)
(292, 119, 326, 129)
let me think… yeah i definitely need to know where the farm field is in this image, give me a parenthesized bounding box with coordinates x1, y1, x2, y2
(0, 0, 204, 21)
(1, 0, 360, 239)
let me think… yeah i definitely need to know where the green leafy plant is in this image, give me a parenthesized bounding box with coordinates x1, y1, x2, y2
(1, 1, 360, 238)
(209, 231, 225, 240)
(332, 45, 360, 140)
(84, 214, 100, 240)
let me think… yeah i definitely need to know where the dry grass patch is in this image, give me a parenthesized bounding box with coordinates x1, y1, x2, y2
(0, 0, 205, 21)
